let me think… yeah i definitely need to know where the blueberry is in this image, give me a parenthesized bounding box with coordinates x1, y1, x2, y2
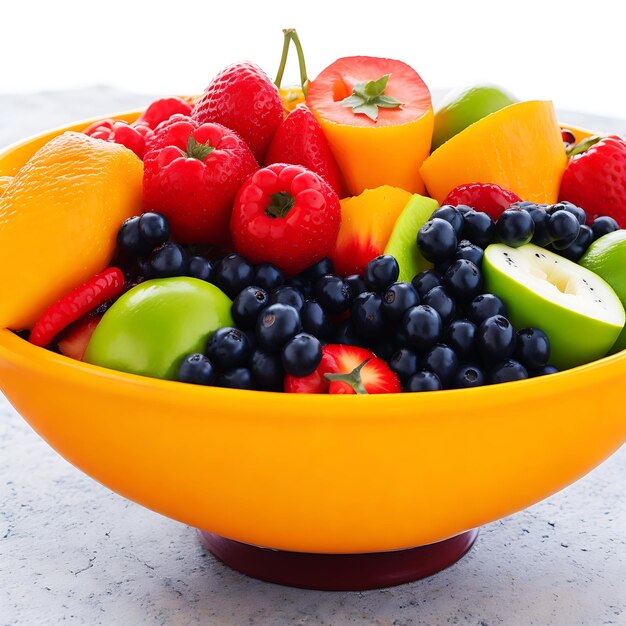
(217, 367, 257, 390)
(402, 305, 442, 351)
(418, 219, 458, 263)
(301, 300, 330, 338)
(496, 208, 535, 247)
(477, 315, 516, 364)
(462, 211, 495, 248)
(442, 259, 483, 302)
(345, 274, 367, 300)
(232, 286, 269, 329)
(254, 262, 285, 291)
(217, 253, 255, 298)
(206, 327, 251, 370)
(552, 201, 586, 225)
(422, 344, 458, 387)
(138, 212, 170, 246)
(351, 292, 384, 338)
(445, 319, 477, 360)
(315, 275, 352, 314)
(404, 370, 442, 392)
(489, 359, 528, 384)
(528, 206, 551, 247)
(434, 258, 454, 276)
(515, 328, 550, 370)
(467, 294, 507, 326)
(364, 255, 400, 291)
(558, 224, 594, 262)
(333, 320, 364, 347)
(455, 240, 484, 267)
(531, 364, 559, 377)
(288, 276, 313, 300)
(388, 347, 420, 382)
(250, 350, 284, 391)
(149, 242, 188, 277)
(269, 285, 305, 312)
(281, 333, 322, 377)
(591, 216, 619, 240)
(178, 353, 215, 385)
(547, 210, 580, 250)
(431, 205, 463, 236)
(256, 304, 302, 352)
(422, 286, 456, 325)
(302, 257, 335, 283)
(117, 216, 153, 256)
(382, 282, 419, 322)
(369, 339, 395, 362)
(453, 363, 485, 388)
(412, 269, 442, 298)
(188, 256, 216, 283)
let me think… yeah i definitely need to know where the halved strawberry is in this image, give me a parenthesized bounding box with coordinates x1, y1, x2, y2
(58, 314, 102, 361)
(442, 182, 521, 221)
(284, 344, 400, 394)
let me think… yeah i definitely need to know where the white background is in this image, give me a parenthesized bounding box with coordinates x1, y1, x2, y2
(1, 0, 625, 118)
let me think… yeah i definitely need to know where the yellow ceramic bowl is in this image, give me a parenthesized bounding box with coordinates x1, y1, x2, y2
(0, 116, 624, 555)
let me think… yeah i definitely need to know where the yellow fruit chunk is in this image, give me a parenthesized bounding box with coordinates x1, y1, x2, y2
(420, 101, 567, 204)
(0, 132, 143, 330)
(279, 86, 306, 113)
(330, 185, 413, 276)
(0, 176, 12, 197)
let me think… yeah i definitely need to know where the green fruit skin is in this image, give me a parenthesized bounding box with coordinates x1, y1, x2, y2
(84, 277, 233, 380)
(483, 246, 623, 370)
(579, 230, 626, 354)
(384, 194, 439, 283)
(432, 85, 518, 151)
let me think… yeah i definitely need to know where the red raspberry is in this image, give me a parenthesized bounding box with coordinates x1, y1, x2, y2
(443, 182, 521, 220)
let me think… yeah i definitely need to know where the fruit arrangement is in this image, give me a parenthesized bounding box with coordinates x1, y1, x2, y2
(2, 29, 626, 397)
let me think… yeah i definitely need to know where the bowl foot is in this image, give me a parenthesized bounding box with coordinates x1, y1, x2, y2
(197, 528, 479, 591)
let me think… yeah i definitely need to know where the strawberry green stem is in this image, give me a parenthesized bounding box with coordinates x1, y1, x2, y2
(566, 135, 603, 158)
(324, 359, 371, 394)
(274, 28, 309, 96)
(266, 192, 295, 218)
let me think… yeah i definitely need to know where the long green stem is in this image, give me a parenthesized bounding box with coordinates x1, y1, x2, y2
(274, 30, 292, 90)
(274, 28, 309, 96)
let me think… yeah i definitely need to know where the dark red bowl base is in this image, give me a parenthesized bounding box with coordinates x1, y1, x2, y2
(198, 528, 479, 591)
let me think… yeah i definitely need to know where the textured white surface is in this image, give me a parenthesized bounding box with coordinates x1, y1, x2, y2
(1, 91, 625, 625)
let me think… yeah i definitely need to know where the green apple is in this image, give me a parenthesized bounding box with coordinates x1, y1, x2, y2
(84, 277, 233, 380)
(384, 193, 439, 282)
(579, 229, 626, 353)
(432, 85, 518, 151)
(483, 243, 625, 370)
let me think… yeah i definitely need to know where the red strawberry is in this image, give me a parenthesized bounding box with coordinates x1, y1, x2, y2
(136, 96, 193, 130)
(284, 344, 400, 394)
(192, 62, 283, 162)
(143, 114, 258, 245)
(559, 135, 626, 226)
(58, 314, 102, 361)
(231, 163, 341, 275)
(29, 267, 124, 347)
(265, 105, 343, 196)
(443, 182, 521, 220)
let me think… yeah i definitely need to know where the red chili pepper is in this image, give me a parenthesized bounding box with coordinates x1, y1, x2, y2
(29, 267, 125, 347)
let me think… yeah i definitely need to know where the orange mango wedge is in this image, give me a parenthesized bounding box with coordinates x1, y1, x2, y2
(330, 185, 413, 276)
(420, 100, 567, 204)
(0, 176, 12, 196)
(0, 132, 143, 330)
(307, 57, 434, 196)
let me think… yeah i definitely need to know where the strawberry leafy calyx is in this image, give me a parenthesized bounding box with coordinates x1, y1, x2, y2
(324, 358, 372, 394)
(566, 135, 604, 158)
(340, 74, 403, 122)
(186, 135, 215, 161)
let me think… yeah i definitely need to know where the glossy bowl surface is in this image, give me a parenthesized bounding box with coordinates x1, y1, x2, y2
(0, 116, 624, 554)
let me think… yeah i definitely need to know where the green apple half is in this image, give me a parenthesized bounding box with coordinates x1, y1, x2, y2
(384, 193, 439, 282)
(431, 84, 518, 151)
(579, 229, 626, 353)
(84, 277, 233, 380)
(483, 243, 625, 370)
